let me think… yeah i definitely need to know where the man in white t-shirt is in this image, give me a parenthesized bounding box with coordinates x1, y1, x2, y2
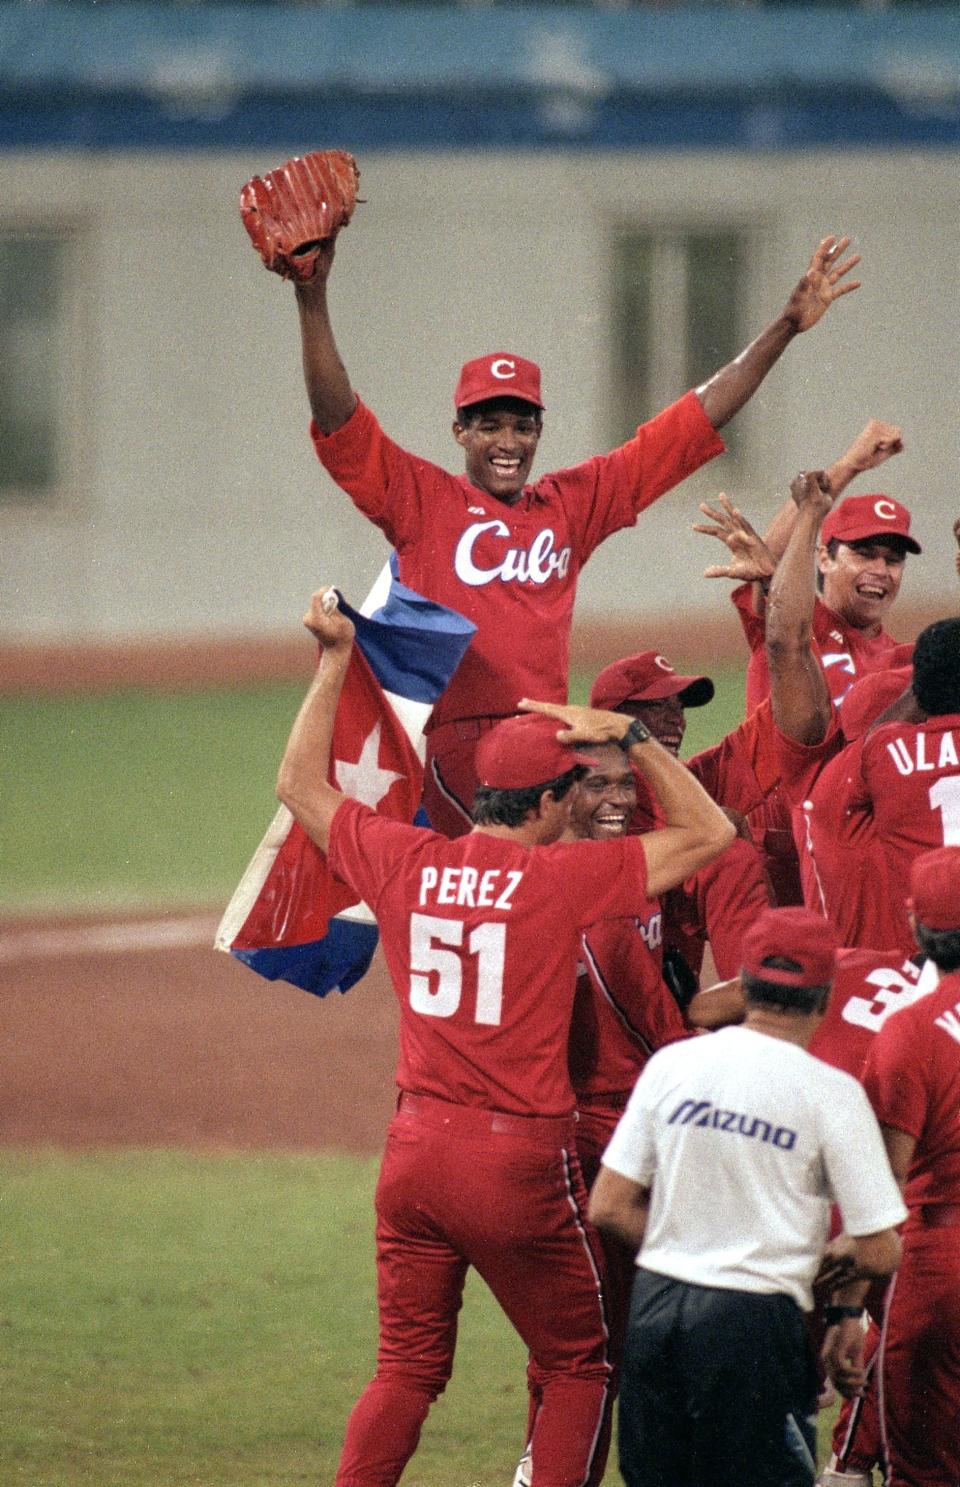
(588, 906, 906, 1487)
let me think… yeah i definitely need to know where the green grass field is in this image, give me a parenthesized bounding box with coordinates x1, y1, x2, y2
(0, 1151, 531, 1487)
(0, 1151, 842, 1487)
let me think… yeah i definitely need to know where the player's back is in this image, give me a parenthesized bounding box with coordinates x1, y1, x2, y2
(328, 799, 650, 1118)
(865, 970, 960, 1213)
(865, 714, 960, 851)
(809, 948, 935, 1079)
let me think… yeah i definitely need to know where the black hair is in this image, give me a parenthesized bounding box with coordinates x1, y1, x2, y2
(472, 765, 586, 827)
(911, 618, 960, 717)
(456, 396, 543, 428)
(815, 537, 840, 593)
(742, 961, 830, 1015)
(914, 922, 960, 973)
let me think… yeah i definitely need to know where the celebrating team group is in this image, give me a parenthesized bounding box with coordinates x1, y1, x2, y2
(243, 153, 960, 1487)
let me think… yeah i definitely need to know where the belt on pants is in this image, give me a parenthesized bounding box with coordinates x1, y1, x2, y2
(396, 1091, 576, 1144)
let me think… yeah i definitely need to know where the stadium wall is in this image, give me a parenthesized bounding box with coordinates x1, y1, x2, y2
(2, 6, 958, 654)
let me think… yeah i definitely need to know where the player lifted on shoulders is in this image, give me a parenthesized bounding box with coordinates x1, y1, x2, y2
(241, 149, 862, 838)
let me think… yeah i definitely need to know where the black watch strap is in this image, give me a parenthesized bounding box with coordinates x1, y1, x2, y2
(823, 1304, 864, 1325)
(617, 718, 651, 751)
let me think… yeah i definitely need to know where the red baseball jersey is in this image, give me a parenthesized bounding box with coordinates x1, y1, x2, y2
(327, 798, 652, 1118)
(570, 907, 690, 1105)
(809, 949, 936, 1080)
(630, 744, 773, 980)
(312, 394, 723, 728)
(798, 745, 906, 952)
(862, 969, 960, 1213)
(662, 835, 770, 981)
(812, 715, 960, 952)
(731, 586, 911, 713)
(686, 699, 781, 818)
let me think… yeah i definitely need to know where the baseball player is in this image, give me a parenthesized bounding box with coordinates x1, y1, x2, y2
(858, 847, 960, 1487)
(275, 587, 734, 1487)
(512, 739, 696, 1487)
(694, 420, 911, 901)
(695, 419, 913, 715)
(587, 650, 773, 987)
(589, 906, 906, 1487)
(727, 467, 920, 944)
(249, 164, 861, 838)
(801, 616, 960, 956)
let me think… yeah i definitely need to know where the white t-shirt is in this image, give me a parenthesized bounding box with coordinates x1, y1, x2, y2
(601, 1025, 907, 1311)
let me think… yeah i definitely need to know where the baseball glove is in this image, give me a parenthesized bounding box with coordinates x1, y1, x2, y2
(239, 150, 361, 282)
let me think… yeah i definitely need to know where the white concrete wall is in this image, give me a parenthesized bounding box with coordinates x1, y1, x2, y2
(2, 147, 957, 641)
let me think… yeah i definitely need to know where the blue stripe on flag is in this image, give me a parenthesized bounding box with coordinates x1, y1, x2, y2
(232, 918, 380, 998)
(217, 569, 476, 1001)
(342, 576, 476, 704)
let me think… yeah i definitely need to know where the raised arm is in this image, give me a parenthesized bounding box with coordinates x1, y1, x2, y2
(756, 418, 904, 568)
(275, 588, 355, 850)
(296, 253, 358, 434)
(765, 471, 834, 745)
(518, 698, 736, 895)
(695, 236, 860, 431)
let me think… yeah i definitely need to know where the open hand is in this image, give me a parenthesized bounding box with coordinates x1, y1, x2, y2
(783, 235, 861, 333)
(518, 697, 633, 748)
(693, 494, 776, 583)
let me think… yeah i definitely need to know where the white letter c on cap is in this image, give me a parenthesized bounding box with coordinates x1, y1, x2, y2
(490, 358, 516, 380)
(654, 655, 675, 673)
(874, 499, 897, 521)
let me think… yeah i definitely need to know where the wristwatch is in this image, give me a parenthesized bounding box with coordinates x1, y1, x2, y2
(616, 718, 651, 751)
(823, 1304, 863, 1325)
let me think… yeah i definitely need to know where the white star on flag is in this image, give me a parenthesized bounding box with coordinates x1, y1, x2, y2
(334, 723, 403, 808)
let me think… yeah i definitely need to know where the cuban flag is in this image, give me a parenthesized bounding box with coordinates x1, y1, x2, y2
(215, 566, 475, 997)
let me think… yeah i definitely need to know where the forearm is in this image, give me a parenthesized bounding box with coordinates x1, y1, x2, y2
(296, 281, 357, 433)
(276, 645, 351, 849)
(695, 314, 795, 431)
(588, 1169, 649, 1253)
(765, 501, 832, 744)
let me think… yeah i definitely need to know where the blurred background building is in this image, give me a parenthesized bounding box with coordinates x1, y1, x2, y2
(2, 1, 957, 649)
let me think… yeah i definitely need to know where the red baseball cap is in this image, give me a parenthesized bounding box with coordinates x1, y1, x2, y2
(821, 494, 921, 555)
(590, 652, 714, 711)
(839, 665, 913, 741)
(475, 713, 595, 790)
(454, 353, 544, 412)
(909, 847, 960, 932)
(741, 907, 838, 988)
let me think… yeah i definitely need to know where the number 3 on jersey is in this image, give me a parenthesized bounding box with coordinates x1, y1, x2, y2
(409, 912, 506, 1025)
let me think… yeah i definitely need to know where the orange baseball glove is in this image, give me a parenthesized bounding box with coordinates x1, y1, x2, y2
(239, 150, 360, 282)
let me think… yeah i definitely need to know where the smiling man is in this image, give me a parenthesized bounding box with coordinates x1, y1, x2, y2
(282, 216, 862, 838)
(732, 491, 920, 717)
(588, 651, 773, 990)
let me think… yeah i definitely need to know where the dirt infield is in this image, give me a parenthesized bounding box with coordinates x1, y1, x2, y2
(0, 911, 399, 1152)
